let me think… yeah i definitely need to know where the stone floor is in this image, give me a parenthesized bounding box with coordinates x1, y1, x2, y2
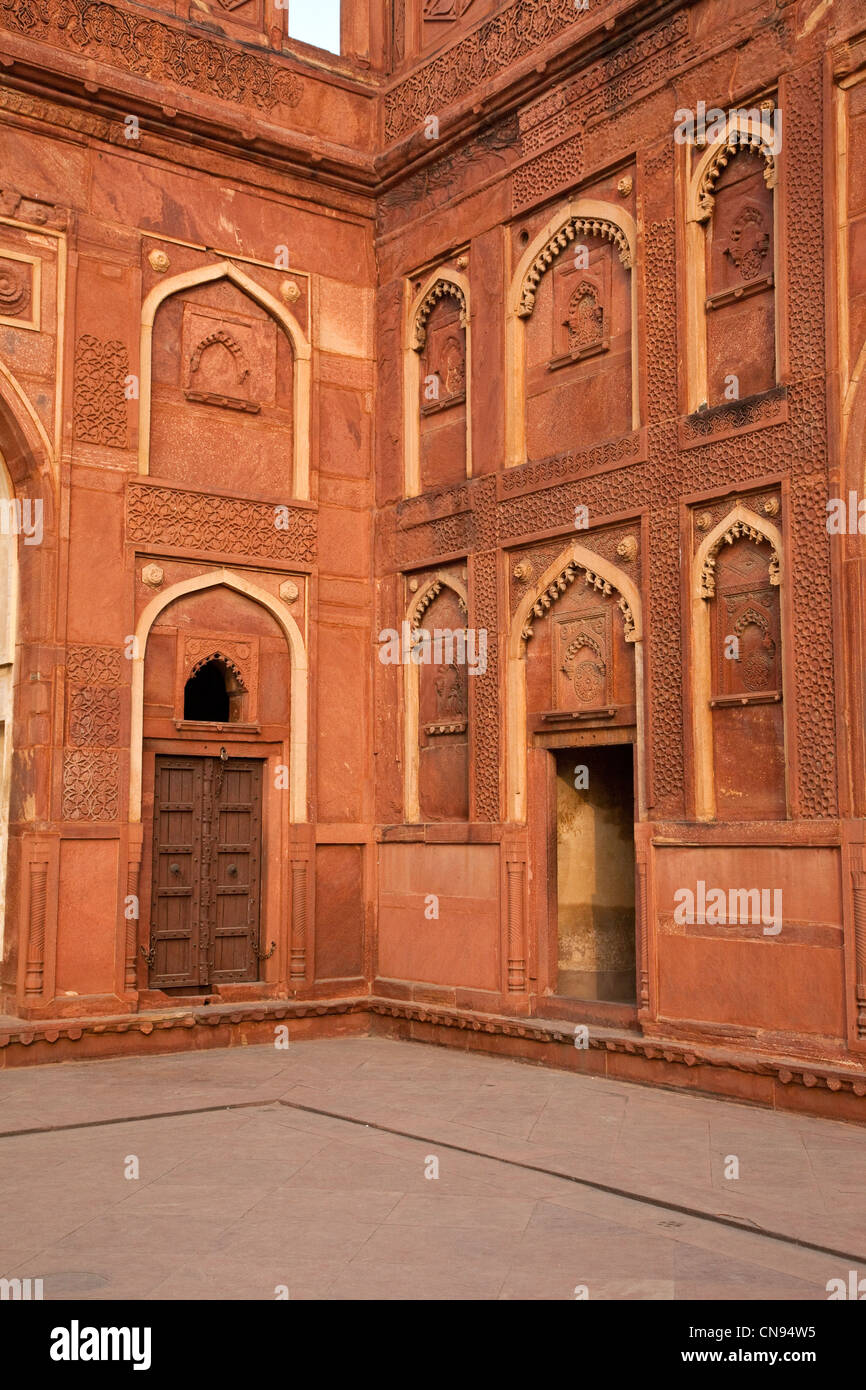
(1, 1035, 864, 1300)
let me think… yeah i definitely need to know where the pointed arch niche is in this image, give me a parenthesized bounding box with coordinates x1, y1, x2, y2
(130, 569, 308, 825)
(691, 505, 786, 820)
(403, 570, 470, 821)
(403, 268, 471, 497)
(139, 261, 312, 500)
(506, 542, 645, 823)
(685, 110, 781, 412)
(505, 199, 639, 470)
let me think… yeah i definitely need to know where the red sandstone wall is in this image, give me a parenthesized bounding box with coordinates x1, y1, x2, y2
(0, 0, 865, 1098)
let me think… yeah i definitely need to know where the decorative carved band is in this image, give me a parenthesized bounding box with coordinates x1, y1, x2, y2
(384, 0, 602, 142)
(0, 0, 302, 114)
(636, 846, 649, 1011)
(126, 483, 317, 563)
(506, 860, 525, 993)
(411, 279, 467, 351)
(700, 520, 780, 600)
(522, 560, 635, 643)
(25, 861, 47, 997)
(290, 860, 307, 982)
(125, 842, 143, 990)
(518, 217, 632, 319)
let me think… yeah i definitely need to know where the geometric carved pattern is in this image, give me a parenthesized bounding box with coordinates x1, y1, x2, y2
(66, 646, 123, 685)
(67, 687, 121, 747)
(73, 335, 128, 447)
(126, 484, 317, 563)
(786, 63, 835, 819)
(645, 220, 677, 426)
(62, 751, 119, 822)
(0, 0, 302, 113)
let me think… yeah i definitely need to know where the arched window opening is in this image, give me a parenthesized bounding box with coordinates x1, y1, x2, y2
(183, 658, 245, 723)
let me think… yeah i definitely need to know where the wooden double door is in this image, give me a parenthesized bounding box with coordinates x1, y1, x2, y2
(147, 754, 265, 990)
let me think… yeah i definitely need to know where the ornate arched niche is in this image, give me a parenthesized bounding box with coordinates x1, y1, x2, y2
(686, 110, 779, 412)
(506, 541, 644, 823)
(506, 200, 638, 469)
(144, 586, 287, 739)
(691, 502, 785, 820)
(404, 269, 471, 497)
(140, 262, 311, 500)
(403, 570, 470, 821)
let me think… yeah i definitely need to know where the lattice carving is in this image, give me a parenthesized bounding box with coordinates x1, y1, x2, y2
(73, 335, 128, 447)
(67, 687, 121, 747)
(472, 546, 499, 822)
(62, 750, 119, 821)
(65, 646, 123, 685)
(644, 219, 677, 426)
(127, 484, 317, 562)
(518, 217, 631, 318)
(0, 0, 302, 113)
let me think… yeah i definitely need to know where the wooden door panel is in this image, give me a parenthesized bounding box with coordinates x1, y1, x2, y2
(149, 754, 263, 990)
(149, 757, 204, 989)
(210, 757, 262, 985)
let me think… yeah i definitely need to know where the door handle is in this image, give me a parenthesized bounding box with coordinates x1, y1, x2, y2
(227, 864, 238, 876)
(169, 863, 180, 875)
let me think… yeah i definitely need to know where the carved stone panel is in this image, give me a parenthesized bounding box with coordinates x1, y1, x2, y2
(73, 335, 129, 447)
(67, 687, 121, 747)
(553, 611, 611, 711)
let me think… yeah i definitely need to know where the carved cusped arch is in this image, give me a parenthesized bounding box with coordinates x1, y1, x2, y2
(691, 505, 785, 820)
(692, 117, 778, 225)
(404, 570, 470, 821)
(410, 279, 469, 351)
(188, 649, 248, 687)
(517, 215, 633, 320)
(506, 199, 639, 468)
(507, 541, 646, 822)
(695, 507, 782, 601)
(404, 268, 472, 496)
